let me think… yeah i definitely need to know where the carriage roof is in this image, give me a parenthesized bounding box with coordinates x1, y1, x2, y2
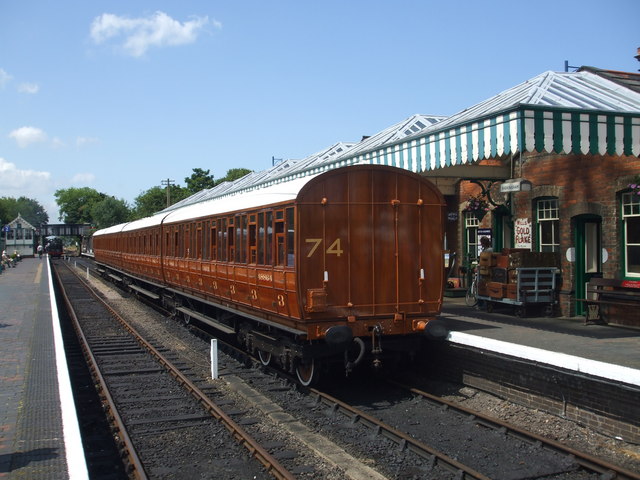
(94, 174, 318, 236)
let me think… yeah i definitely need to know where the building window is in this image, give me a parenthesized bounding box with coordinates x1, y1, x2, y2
(465, 212, 479, 261)
(536, 198, 559, 252)
(622, 192, 640, 277)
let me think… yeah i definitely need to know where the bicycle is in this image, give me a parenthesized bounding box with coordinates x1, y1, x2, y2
(465, 263, 479, 307)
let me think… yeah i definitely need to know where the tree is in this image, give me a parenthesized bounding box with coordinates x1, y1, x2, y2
(132, 185, 189, 219)
(185, 168, 216, 194)
(55, 187, 106, 223)
(0, 196, 49, 227)
(91, 197, 131, 229)
(215, 168, 253, 186)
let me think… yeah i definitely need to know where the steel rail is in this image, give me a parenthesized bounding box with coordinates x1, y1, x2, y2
(388, 379, 640, 480)
(56, 261, 296, 480)
(308, 387, 492, 480)
(52, 263, 148, 480)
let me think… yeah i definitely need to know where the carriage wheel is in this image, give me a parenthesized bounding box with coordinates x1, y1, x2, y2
(257, 350, 272, 366)
(295, 359, 319, 386)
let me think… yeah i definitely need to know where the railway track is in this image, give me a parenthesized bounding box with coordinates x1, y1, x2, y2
(63, 257, 640, 479)
(315, 377, 640, 479)
(52, 260, 294, 479)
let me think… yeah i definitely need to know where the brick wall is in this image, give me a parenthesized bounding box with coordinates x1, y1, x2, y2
(421, 343, 640, 443)
(456, 153, 640, 318)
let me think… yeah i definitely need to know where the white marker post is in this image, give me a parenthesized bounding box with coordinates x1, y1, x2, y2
(210, 339, 218, 379)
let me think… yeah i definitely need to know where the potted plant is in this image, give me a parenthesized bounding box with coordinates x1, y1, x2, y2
(463, 194, 492, 220)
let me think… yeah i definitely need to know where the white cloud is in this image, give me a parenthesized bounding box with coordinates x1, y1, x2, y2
(71, 173, 96, 184)
(90, 11, 219, 57)
(52, 137, 66, 149)
(0, 69, 11, 88)
(0, 157, 51, 192)
(76, 136, 100, 148)
(8, 126, 48, 148)
(18, 83, 39, 94)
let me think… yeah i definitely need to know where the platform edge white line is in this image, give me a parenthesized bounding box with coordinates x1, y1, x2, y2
(447, 330, 640, 387)
(47, 259, 90, 480)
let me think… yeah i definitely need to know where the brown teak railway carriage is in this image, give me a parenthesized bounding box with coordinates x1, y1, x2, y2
(93, 165, 447, 385)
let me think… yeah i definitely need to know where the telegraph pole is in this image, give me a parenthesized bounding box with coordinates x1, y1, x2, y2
(161, 178, 175, 207)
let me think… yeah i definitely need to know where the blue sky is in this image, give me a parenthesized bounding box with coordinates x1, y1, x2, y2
(1, 0, 638, 222)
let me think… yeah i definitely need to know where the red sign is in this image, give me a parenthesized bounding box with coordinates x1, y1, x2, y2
(621, 280, 640, 289)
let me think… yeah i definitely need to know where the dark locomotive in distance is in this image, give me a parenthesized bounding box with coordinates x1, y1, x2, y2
(93, 165, 447, 385)
(45, 236, 64, 258)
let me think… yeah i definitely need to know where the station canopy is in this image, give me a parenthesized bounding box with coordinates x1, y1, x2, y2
(165, 69, 640, 212)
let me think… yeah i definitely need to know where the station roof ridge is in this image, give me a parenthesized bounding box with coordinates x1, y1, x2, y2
(419, 70, 640, 136)
(191, 114, 448, 202)
(150, 69, 640, 219)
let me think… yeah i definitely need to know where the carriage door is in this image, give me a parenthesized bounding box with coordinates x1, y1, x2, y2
(575, 216, 602, 316)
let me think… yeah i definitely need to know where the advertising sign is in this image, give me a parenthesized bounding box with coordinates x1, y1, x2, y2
(515, 218, 532, 249)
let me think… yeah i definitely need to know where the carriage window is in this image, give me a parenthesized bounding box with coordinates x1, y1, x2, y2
(220, 218, 227, 261)
(266, 211, 273, 265)
(258, 212, 265, 264)
(191, 223, 197, 258)
(286, 207, 295, 267)
(249, 216, 257, 263)
(174, 229, 179, 257)
(275, 216, 285, 266)
(240, 215, 247, 263)
(210, 223, 217, 261)
(235, 215, 247, 263)
(202, 222, 209, 260)
(227, 218, 235, 261)
(196, 224, 203, 259)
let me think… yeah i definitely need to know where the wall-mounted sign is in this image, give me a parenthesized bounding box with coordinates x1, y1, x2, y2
(500, 178, 532, 193)
(514, 218, 532, 249)
(447, 212, 458, 222)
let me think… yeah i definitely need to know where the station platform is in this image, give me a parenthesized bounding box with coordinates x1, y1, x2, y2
(0, 257, 87, 479)
(440, 296, 640, 387)
(1, 258, 638, 479)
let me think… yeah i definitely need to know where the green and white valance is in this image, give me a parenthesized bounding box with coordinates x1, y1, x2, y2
(349, 108, 640, 173)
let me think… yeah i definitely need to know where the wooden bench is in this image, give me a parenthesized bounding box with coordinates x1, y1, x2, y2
(579, 278, 640, 324)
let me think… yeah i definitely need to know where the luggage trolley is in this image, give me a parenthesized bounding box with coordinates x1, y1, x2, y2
(478, 267, 559, 317)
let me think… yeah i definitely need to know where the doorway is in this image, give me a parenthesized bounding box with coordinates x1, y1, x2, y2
(574, 215, 602, 315)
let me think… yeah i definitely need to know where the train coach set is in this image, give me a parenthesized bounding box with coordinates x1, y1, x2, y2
(93, 165, 447, 385)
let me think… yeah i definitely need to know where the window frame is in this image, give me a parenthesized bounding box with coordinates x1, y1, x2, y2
(622, 192, 640, 278)
(536, 197, 560, 253)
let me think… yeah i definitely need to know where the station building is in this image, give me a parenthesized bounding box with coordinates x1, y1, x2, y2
(166, 64, 640, 325)
(2, 214, 36, 257)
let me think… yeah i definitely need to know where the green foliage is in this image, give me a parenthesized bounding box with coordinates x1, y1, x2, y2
(185, 168, 216, 194)
(55, 187, 106, 223)
(91, 197, 131, 229)
(215, 168, 253, 186)
(0, 196, 49, 227)
(132, 185, 190, 219)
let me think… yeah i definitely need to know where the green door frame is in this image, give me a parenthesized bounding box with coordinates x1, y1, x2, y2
(492, 205, 511, 252)
(574, 215, 602, 315)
